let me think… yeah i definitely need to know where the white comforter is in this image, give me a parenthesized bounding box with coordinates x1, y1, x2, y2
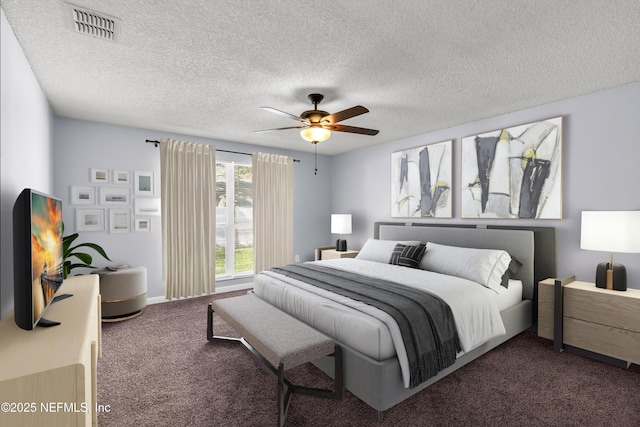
(253, 258, 506, 388)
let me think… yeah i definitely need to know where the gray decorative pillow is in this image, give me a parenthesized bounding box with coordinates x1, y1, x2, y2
(389, 243, 427, 269)
(356, 239, 421, 263)
(501, 257, 523, 288)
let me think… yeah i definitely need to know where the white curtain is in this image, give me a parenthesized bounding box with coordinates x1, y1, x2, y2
(252, 152, 294, 273)
(160, 138, 216, 299)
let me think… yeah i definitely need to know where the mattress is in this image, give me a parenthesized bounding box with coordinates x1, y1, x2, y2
(253, 258, 509, 388)
(495, 279, 523, 311)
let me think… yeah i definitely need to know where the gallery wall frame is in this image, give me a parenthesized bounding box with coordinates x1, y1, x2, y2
(391, 140, 452, 218)
(460, 116, 563, 219)
(100, 187, 131, 205)
(112, 169, 130, 184)
(70, 186, 95, 205)
(90, 168, 109, 183)
(76, 209, 105, 232)
(109, 209, 131, 233)
(134, 198, 161, 216)
(134, 171, 154, 196)
(135, 218, 151, 232)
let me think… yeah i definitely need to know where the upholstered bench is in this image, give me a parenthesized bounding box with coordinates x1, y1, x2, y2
(207, 293, 342, 427)
(93, 266, 147, 322)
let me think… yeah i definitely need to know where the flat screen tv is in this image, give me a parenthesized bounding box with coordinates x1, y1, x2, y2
(13, 188, 67, 330)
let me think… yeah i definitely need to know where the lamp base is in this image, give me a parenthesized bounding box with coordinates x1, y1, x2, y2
(336, 239, 347, 252)
(595, 262, 627, 291)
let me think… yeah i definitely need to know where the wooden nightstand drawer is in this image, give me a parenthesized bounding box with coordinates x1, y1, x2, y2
(564, 284, 640, 333)
(564, 317, 640, 365)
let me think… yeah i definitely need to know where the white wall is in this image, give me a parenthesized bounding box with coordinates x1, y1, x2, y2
(0, 11, 55, 318)
(53, 118, 332, 300)
(331, 82, 640, 289)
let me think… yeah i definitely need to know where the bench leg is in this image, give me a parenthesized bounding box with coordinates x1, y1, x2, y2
(207, 303, 213, 341)
(277, 363, 293, 427)
(208, 305, 343, 426)
(289, 345, 343, 400)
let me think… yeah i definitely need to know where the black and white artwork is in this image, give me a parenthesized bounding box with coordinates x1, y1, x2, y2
(113, 169, 130, 184)
(391, 140, 452, 218)
(135, 171, 154, 196)
(76, 209, 104, 232)
(461, 116, 562, 219)
(70, 186, 95, 205)
(100, 187, 131, 205)
(109, 209, 131, 233)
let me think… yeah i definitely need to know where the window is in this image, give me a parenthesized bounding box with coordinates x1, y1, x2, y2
(216, 161, 253, 277)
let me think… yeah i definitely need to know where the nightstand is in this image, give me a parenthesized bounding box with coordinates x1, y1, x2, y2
(538, 278, 640, 367)
(320, 249, 359, 260)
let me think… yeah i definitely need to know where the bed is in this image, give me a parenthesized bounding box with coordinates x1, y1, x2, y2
(252, 223, 556, 419)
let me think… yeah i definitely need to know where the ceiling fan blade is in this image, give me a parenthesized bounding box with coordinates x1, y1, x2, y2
(328, 124, 379, 136)
(253, 125, 307, 134)
(323, 105, 369, 124)
(261, 106, 307, 123)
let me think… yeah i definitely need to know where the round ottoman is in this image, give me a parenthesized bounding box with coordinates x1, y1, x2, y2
(94, 266, 147, 322)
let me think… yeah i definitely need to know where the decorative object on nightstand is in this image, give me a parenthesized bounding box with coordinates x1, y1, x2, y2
(331, 214, 352, 252)
(580, 210, 640, 291)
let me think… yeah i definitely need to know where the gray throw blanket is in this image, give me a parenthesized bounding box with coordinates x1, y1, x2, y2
(270, 263, 461, 388)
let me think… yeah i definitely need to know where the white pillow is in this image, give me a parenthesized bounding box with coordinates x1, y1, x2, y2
(356, 239, 421, 264)
(419, 242, 512, 292)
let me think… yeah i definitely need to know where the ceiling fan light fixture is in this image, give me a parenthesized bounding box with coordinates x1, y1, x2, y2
(300, 126, 331, 143)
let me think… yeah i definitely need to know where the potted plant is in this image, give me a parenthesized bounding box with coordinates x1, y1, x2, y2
(62, 223, 111, 278)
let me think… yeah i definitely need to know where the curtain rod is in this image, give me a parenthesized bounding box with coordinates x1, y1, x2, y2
(145, 139, 300, 162)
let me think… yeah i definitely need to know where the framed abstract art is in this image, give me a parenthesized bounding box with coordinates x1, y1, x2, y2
(391, 140, 452, 218)
(460, 116, 562, 219)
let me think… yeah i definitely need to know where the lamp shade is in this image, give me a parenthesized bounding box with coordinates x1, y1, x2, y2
(331, 214, 352, 235)
(581, 211, 640, 253)
(300, 126, 331, 143)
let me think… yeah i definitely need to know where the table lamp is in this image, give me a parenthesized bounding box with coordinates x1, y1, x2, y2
(331, 214, 352, 252)
(580, 211, 640, 291)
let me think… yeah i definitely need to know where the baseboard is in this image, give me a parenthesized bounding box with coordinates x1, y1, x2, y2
(146, 283, 253, 305)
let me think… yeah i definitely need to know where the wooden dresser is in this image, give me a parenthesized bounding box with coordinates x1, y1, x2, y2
(0, 275, 101, 426)
(538, 278, 640, 367)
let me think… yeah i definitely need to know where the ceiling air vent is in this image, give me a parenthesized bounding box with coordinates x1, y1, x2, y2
(64, 2, 121, 42)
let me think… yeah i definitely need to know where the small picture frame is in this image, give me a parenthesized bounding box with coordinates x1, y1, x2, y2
(135, 218, 151, 232)
(70, 186, 96, 205)
(90, 168, 109, 183)
(109, 209, 131, 233)
(112, 169, 130, 184)
(134, 171, 154, 196)
(76, 209, 104, 232)
(100, 187, 131, 205)
(134, 198, 161, 216)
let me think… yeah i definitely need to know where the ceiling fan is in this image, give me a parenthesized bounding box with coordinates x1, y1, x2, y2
(254, 93, 379, 144)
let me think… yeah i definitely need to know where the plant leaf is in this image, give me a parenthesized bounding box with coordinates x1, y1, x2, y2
(68, 252, 93, 265)
(63, 232, 79, 256)
(67, 262, 96, 270)
(69, 243, 111, 261)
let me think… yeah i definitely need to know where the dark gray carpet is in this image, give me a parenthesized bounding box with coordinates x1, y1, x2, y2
(97, 291, 640, 426)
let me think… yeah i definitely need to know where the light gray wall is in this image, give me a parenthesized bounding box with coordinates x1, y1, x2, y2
(0, 11, 55, 319)
(53, 118, 332, 299)
(330, 82, 640, 289)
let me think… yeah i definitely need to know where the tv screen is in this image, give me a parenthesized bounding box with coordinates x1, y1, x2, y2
(13, 188, 65, 330)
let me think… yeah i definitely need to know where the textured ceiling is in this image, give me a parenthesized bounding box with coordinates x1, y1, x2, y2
(2, 0, 639, 155)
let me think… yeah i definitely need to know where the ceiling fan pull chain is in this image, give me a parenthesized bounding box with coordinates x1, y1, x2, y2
(314, 142, 318, 175)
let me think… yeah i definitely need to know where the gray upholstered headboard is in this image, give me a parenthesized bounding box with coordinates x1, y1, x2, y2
(374, 223, 556, 301)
